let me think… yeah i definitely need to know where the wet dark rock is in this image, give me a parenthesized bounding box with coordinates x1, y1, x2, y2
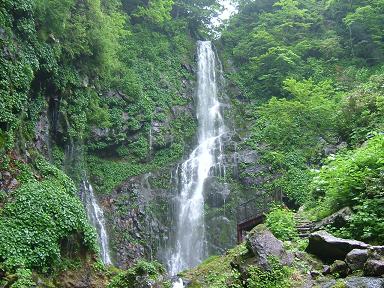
(344, 277, 384, 288)
(313, 207, 352, 231)
(91, 127, 110, 140)
(8, 179, 18, 189)
(323, 141, 347, 156)
(171, 105, 193, 118)
(322, 265, 331, 275)
(330, 260, 350, 277)
(346, 249, 369, 271)
(364, 259, 384, 276)
(2, 171, 11, 180)
(237, 150, 258, 164)
(306, 230, 369, 263)
(106, 90, 127, 101)
(151, 118, 174, 150)
(246, 225, 294, 270)
(206, 215, 235, 255)
(203, 176, 230, 208)
(319, 279, 337, 288)
(0, 28, 6, 40)
(181, 63, 194, 74)
(369, 246, 384, 259)
(101, 172, 172, 269)
(310, 270, 321, 278)
(34, 110, 50, 157)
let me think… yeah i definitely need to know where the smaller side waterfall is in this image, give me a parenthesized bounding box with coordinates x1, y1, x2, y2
(81, 180, 112, 265)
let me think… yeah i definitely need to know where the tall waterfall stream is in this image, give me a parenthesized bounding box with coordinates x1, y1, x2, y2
(169, 41, 227, 281)
(79, 40, 226, 277)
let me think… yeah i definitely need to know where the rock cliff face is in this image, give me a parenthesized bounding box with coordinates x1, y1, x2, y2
(100, 171, 173, 268)
(22, 58, 199, 269)
(25, 43, 276, 271)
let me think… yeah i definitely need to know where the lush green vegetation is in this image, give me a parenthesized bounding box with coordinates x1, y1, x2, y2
(220, 0, 384, 244)
(1, 0, 383, 285)
(180, 244, 246, 288)
(181, 241, 299, 288)
(309, 134, 384, 242)
(265, 206, 298, 241)
(108, 260, 170, 288)
(0, 0, 219, 284)
(0, 156, 97, 286)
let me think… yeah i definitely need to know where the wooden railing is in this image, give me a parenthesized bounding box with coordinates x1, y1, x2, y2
(236, 190, 282, 243)
(236, 191, 282, 224)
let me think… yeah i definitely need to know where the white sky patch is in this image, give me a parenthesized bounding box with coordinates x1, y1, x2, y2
(211, 0, 238, 28)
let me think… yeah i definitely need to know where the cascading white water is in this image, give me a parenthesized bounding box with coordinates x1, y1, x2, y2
(169, 41, 227, 276)
(82, 180, 112, 265)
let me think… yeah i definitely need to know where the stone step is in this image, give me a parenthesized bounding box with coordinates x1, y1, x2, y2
(297, 227, 313, 231)
(294, 214, 314, 238)
(297, 224, 314, 228)
(297, 224, 312, 227)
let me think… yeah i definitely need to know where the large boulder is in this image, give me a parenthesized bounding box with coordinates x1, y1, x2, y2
(330, 260, 349, 277)
(363, 246, 384, 276)
(306, 231, 369, 263)
(313, 207, 352, 230)
(369, 246, 384, 259)
(346, 249, 369, 271)
(364, 259, 384, 277)
(245, 225, 294, 270)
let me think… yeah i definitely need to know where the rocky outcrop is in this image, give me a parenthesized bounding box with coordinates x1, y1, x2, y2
(245, 225, 293, 269)
(204, 176, 230, 208)
(307, 230, 384, 281)
(34, 110, 50, 157)
(344, 277, 384, 288)
(313, 207, 352, 231)
(306, 230, 369, 262)
(206, 215, 235, 254)
(323, 277, 384, 288)
(346, 249, 369, 271)
(101, 172, 172, 269)
(0, 171, 19, 192)
(364, 259, 384, 277)
(370, 246, 384, 259)
(329, 260, 349, 277)
(56, 259, 108, 288)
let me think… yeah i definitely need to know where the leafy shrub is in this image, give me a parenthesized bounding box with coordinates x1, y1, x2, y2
(340, 72, 384, 144)
(10, 268, 34, 288)
(246, 257, 293, 288)
(311, 134, 384, 214)
(347, 198, 384, 243)
(265, 206, 298, 241)
(0, 159, 97, 272)
(309, 134, 384, 242)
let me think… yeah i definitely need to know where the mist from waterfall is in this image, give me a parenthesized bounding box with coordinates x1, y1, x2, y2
(169, 41, 227, 276)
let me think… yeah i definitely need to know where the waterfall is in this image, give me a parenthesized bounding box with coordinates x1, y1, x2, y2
(169, 41, 227, 276)
(81, 180, 112, 265)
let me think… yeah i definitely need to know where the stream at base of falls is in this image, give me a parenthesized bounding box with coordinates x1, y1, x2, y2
(169, 40, 227, 286)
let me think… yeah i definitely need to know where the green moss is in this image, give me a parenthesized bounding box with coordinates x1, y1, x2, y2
(107, 260, 168, 288)
(246, 257, 293, 288)
(181, 244, 247, 287)
(332, 280, 347, 288)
